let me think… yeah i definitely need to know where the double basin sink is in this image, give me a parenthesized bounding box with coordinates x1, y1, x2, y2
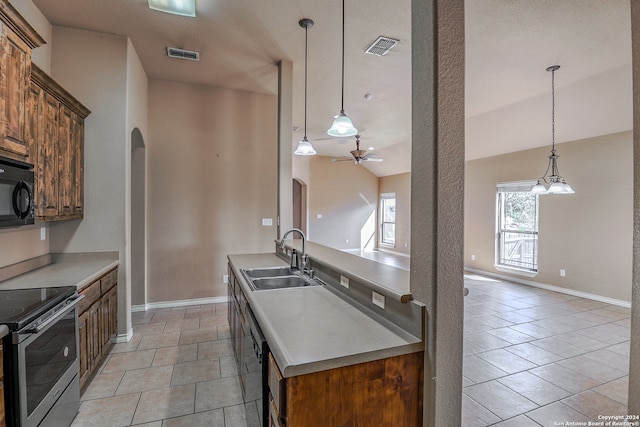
(240, 266, 320, 291)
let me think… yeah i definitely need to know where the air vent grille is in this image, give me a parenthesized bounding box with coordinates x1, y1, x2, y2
(364, 36, 399, 56)
(166, 47, 200, 61)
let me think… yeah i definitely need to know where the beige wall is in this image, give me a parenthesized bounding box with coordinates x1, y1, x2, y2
(465, 131, 633, 302)
(379, 172, 411, 255)
(307, 156, 379, 251)
(48, 27, 142, 337)
(147, 80, 278, 303)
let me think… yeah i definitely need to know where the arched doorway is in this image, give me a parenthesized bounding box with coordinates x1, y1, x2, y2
(131, 128, 146, 306)
(292, 178, 307, 236)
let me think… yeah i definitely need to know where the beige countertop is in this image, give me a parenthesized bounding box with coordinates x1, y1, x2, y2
(228, 252, 423, 378)
(0, 253, 118, 291)
(282, 240, 412, 302)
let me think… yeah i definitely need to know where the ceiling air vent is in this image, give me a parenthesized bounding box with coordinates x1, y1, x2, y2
(166, 47, 200, 61)
(364, 36, 399, 56)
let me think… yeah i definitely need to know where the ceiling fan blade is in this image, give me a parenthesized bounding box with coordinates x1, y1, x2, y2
(362, 157, 383, 162)
(331, 158, 353, 162)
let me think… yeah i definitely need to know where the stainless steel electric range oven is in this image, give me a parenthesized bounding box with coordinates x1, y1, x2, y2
(0, 286, 82, 427)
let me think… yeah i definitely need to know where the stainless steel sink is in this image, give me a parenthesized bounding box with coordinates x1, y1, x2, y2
(242, 266, 299, 279)
(240, 267, 320, 291)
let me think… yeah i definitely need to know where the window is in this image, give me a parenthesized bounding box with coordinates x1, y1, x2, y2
(496, 181, 539, 272)
(380, 193, 396, 246)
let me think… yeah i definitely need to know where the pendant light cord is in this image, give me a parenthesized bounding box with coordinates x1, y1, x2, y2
(304, 23, 308, 138)
(551, 67, 556, 155)
(340, 0, 345, 112)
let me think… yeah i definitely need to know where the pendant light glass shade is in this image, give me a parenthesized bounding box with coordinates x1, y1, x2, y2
(327, 0, 357, 137)
(295, 19, 317, 156)
(295, 136, 316, 155)
(531, 181, 548, 194)
(327, 111, 358, 137)
(147, 0, 195, 17)
(531, 65, 575, 196)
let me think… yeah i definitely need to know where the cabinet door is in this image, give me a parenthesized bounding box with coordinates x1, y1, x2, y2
(57, 105, 74, 217)
(40, 91, 59, 218)
(88, 301, 102, 369)
(100, 292, 111, 351)
(0, 26, 30, 159)
(108, 285, 118, 340)
(78, 309, 91, 388)
(25, 82, 41, 167)
(71, 115, 84, 215)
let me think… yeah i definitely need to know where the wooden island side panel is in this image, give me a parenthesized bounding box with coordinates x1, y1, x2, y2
(269, 351, 423, 427)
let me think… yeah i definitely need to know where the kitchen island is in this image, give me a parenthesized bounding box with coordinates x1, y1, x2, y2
(228, 242, 424, 427)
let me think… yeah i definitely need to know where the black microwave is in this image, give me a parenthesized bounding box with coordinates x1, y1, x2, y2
(0, 156, 35, 228)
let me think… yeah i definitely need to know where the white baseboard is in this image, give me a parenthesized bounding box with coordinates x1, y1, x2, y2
(131, 296, 229, 312)
(112, 328, 134, 343)
(464, 267, 631, 308)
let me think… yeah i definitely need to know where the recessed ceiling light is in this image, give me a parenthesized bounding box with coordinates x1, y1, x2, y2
(368, 147, 375, 151)
(148, 0, 196, 17)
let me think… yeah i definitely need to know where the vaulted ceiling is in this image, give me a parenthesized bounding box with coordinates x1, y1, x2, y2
(31, 0, 632, 176)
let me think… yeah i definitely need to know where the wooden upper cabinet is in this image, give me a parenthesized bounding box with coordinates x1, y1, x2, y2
(0, 0, 45, 161)
(29, 65, 90, 221)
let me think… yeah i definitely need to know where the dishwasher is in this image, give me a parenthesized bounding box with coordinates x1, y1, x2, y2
(241, 307, 269, 427)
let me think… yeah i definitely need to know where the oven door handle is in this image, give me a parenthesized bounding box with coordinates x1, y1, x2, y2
(23, 294, 84, 335)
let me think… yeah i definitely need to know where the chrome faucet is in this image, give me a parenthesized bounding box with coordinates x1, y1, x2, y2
(279, 228, 311, 275)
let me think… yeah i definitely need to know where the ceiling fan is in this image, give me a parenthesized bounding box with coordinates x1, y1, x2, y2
(331, 135, 383, 164)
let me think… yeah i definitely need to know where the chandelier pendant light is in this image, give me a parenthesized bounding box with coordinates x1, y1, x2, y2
(294, 18, 317, 156)
(327, 0, 358, 137)
(531, 65, 575, 195)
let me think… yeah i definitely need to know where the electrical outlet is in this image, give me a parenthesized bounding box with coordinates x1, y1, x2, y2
(316, 214, 323, 219)
(340, 275, 350, 289)
(471, 254, 476, 261)
(345, 239, 349, 244)
(372, 291, 385, 309)
(223, 274, 228, 284)
(560, 269, 566, 277)
(40, 227, 46, 241)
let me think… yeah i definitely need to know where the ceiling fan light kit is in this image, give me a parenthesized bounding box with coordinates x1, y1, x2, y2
(295, 18, 317, 156)
(531, 65, 575, 195)
(327, 0, 358, 138)
(332, 134, 383, 164)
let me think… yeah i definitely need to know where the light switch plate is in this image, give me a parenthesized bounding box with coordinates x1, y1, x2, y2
(262, 218, 273, 226)
(223, 274, 228, 284)
(372, 291, 385, 309)
(40, 227, 46, 241)
(340, 275, 350, 289)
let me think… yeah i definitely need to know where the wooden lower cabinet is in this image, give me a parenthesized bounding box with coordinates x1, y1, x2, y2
(268, 351, 423, 427)
(78, 267, 118, 389)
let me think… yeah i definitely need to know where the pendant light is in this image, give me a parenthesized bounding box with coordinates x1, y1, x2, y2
(531, 65, 575, 195)
(294, 19, 317, 156)
(327, 0, 358, 137)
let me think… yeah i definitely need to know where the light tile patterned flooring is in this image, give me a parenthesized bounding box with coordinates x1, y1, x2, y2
(71, 273, 632, 426)
(463, 274, 631, 426)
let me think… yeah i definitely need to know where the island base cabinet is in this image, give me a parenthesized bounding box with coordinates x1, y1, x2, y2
(268, 351, 423, 427)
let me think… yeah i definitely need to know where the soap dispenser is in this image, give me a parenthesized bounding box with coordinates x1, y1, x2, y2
(290, 249, 299, 270)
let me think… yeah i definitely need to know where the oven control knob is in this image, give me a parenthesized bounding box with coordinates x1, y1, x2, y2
(64, 346, 69, 357)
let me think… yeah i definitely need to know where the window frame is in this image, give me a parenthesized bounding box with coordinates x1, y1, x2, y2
(380, 192, 396, 247)
(495, 181, 540, 276)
